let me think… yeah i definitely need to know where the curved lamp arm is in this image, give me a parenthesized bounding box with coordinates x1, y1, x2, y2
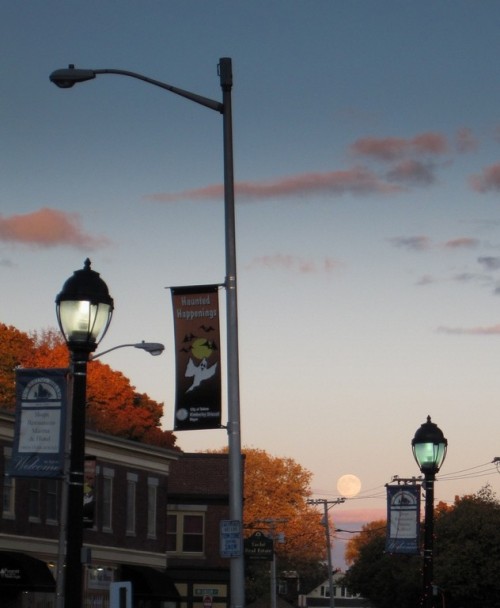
(50, 65, 224, 114)
(91, 341, 165, 360)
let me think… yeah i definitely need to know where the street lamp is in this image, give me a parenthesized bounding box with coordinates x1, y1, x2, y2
(50, 59, 244, 608)
(412, 416, 447, 608)
(56, 258, 114, 608)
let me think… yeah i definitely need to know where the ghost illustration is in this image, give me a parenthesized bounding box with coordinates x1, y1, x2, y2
(185, 357, 217, 392)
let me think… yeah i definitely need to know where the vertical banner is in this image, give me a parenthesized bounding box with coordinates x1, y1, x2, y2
(386, 484, 421, 554)
(83, 456, 97, 527)
(8, 368, 68, 478)
(171, 285, 222, 430)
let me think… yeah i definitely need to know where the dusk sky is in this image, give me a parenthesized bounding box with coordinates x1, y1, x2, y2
(2, 2, 500, 567)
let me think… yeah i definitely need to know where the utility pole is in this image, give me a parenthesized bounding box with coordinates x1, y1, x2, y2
(307, 499, 345, 608)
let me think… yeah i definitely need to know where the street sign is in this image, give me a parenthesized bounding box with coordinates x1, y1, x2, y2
(244, 531, 274, 561)
(220, 519, 241, 558)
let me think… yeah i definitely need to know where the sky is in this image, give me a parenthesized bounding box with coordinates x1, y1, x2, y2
(2, 1, 500, 568)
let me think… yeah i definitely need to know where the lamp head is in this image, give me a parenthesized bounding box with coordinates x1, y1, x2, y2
(412, 415, 448, 475)
(50, 65, 96, 88)
(56, 259, 114, 354)
(135, 341, 165, 356)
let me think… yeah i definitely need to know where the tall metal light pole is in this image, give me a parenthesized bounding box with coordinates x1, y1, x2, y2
(412, 416, 447, 608)
(307, 498, 345, 608)
(50, 59, 245, 608)
(56, 259, 114, 608)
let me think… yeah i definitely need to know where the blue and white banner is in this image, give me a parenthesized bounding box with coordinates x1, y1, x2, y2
(386, 484, 421, 554)
(8, 368, 68, 478)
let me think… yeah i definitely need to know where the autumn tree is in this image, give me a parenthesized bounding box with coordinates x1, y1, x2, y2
(0, 323, 178, 449)
(344, 519, 386, 566)
(211, 447, 330, 601)
(342, 519, 420, 608)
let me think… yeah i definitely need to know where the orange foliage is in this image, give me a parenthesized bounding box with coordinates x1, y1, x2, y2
(0, 323, 178, 450)
(211, 447, 326, 562)
(344, 519, 386, 566)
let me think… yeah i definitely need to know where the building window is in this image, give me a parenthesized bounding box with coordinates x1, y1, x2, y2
(2, 448, 15, 519)
(46, 479, 59, 523)
(166, 511, 205, 554)
(102, 468, 114, 531)
(29, 479, 41, 521)
(147, 478, 158, 539)
(126, 473, 137, 535)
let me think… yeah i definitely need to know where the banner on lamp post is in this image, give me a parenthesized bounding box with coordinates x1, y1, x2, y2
(171, 285, 222, 430)
(385, 484, 421, 554)
(8, 368, 68, 479)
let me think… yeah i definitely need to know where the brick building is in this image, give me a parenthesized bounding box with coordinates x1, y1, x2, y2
(0, 410, 234, 608)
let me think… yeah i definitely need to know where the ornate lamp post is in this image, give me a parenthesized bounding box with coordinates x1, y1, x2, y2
(56, 258, 113, 608)
(50, 58, 244, 608)
(412, 416, 447, 608)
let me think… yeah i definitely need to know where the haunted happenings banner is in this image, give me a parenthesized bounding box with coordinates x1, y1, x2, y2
(171, 285, 222, 430)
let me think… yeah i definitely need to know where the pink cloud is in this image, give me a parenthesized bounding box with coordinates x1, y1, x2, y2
(443, 237, 480, 249)
(0, 207, 110, 249)
(455, 127, 478, 153)
(437, 324, 500, 335)
(350, 137, 408, 161)
(469, 162, 500, 193)
(411, 132, 448, 155)
(350, 132, 448, 161)
(247, 254, 339, 274)
(145, 167, 401, 202)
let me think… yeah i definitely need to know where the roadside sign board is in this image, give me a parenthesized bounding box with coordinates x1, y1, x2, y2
(220, 519, 241, 558)
(244, 531, 274, 561)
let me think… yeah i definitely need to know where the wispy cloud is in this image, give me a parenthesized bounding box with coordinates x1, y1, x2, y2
(387, 236, 431, 251)
(389, 235, 481, 253)
(478, 256, 500, 271)
(444, 237, 480, 249)
(145, 167, 401, 203)
(246, 254, 339, 274)
(469, 162, 500, 193)
(455, 127, 478, 153)
(0, 208, 110, 249)
(350, 132, 448, 161)
(437, 324, 500, 335)
(386, 159, 437, 186)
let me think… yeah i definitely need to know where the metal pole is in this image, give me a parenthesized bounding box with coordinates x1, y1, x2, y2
(423, 472, 435, 608)
(219, 57, 245, 608)
(55, 372, 72, 608)
(63, 351, 89, 608)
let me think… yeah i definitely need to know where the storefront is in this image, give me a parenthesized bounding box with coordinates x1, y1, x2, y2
(0, 551, 56, 608)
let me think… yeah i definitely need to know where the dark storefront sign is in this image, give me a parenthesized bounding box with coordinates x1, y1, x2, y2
(0, 551, 55, 592)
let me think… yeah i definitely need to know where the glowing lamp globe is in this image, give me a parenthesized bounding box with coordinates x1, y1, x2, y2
(412, 415, 447, 474)
(56, 259, 114, 353)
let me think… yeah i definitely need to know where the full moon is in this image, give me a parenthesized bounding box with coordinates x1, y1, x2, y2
(337, 474, 362, 498)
